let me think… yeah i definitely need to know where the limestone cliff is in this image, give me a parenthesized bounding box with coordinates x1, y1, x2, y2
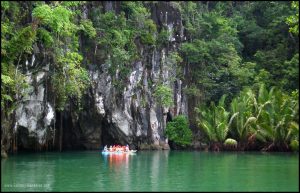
(6, 1, 188, 152)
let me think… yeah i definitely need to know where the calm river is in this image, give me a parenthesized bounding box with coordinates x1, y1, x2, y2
(1, 151, 299, 191)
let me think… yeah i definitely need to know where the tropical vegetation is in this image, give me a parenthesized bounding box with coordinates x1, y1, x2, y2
(195, 85, 299, 151)
(1, 1, 298, 152)
(165, 115, 193, 147)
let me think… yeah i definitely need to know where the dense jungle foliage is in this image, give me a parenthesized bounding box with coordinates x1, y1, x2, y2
(1, 1, 299, 151)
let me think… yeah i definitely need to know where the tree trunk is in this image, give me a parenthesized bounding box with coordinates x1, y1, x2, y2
(53, 103, 56, 149)
(59, 112, 63, 152)
(14, 131, 17, 153)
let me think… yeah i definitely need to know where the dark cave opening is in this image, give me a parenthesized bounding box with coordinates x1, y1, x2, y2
(16, 126, 34, 152)
(101, 119, 121, 148)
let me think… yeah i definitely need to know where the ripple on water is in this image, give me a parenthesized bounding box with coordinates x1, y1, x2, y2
(1, 151, 298, 192)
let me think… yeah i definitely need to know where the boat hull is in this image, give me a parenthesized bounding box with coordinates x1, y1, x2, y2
(101, 150, 137, 155)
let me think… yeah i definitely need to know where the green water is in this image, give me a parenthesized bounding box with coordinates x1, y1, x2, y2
(1, 151, 299, 192)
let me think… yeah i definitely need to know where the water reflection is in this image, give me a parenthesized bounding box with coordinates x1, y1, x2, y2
(100, 152, 133, 191)
(1, 151, 298, 191)
(150, 150, 169, 191)
(100, 150, 171, 191)
(102, 153, 130, 168)
(1, 153, 55, 192)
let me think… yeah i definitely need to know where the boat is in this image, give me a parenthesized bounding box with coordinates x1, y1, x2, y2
(101, 150, 137, 155)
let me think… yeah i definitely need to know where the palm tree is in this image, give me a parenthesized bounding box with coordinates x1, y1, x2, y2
(230, 88, 257, 150)
(287, 121, 299, 151)
(195, 95, 238, 151)
(251, 84, 298, 151)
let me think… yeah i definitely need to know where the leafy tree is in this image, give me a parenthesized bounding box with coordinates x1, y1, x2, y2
(179, 3, 245, 104)
(91, 1, 158, 93)
(281, 54, 299, 91)
(1, 1, 36, 153)
(165, 115, 192, 147)
(233, 1, 298, 91)
(153, 84, 173, 108)
(52, 52, 90, 110)
(1, 2, 33, 117)
(286, 1, 299, 35)
(32, 2, 93, 110)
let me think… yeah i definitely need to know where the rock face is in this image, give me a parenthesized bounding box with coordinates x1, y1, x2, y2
(14, 61, 55, 150)
(12, 1, 188, 151)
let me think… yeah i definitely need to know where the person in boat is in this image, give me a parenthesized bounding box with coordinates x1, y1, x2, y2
(117, 145, 122, 152)
(125, 144, 129, 152)
(104, 145, 108, 152)
(109, 145, 113, 152)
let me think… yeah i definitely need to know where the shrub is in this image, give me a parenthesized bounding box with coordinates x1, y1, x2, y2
(290, 140, 299, 152)
(153, 84, 173, 108)
(224, 138, 237, 147)
(165, 115, 192, 147)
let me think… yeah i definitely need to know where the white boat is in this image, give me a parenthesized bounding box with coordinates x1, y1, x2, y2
(101, 150, 137, 155)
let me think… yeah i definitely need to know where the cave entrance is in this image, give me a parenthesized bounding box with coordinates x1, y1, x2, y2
(101, 119, 120, 148)
(53, 110, 132, 151)
(55, 110, 105, 151)
(53, 110, 84, 151)
(16, 125, 53, 152)
(16, 126, 32, 152)
(166, 111, 173, 123)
